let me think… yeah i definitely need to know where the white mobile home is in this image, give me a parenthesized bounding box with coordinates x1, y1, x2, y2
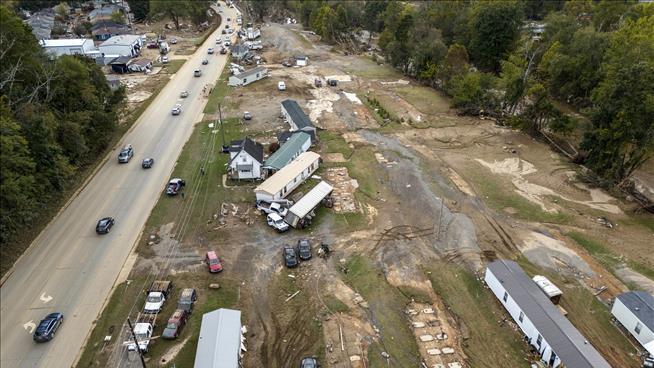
(284, 180, 333, 228)
(98, 35, 142, 57)
(281, 99, 317, 141)
(40, 39, 97, 58)
(228, 66, 268, 87)
(485, 260, 611, 368)
(611, 291, 654, 356)
(228, 137, 264, 180)
(294, 55, 309, 66)
(254, 151, 320, 203)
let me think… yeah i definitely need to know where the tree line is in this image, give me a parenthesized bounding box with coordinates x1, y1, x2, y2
(250, 0, 653, 188)
(0, 6, 124, 247)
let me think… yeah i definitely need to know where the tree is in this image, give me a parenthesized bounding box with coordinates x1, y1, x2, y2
(468, 1, 523, 72)
(54, 2, 70, 20)
(187, 0, 212, 26)
(362, 0, 388, 33)
(110, 11, 125, 25)
(127, 0, 150, 22)
(150, 0, 185, 29)
(447, 71, 499, 115)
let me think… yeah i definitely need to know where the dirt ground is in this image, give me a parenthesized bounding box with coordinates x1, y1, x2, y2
(96, 21, 651, 368)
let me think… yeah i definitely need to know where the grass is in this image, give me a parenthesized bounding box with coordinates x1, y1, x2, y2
(161, 59, 186, 74)
(290, 29, 313, 48)
(343, 56, 403, 80)
(395, 86, 451, 115)
(426, 262, 528, 367)
(322, 294, 350, 313)
(203, 67, 231, 114)
(342, 255, 421, 367)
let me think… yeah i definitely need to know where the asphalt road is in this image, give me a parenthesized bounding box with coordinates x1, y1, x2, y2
(0, 4, 238, 367)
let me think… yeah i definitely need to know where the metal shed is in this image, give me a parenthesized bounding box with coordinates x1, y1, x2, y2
(284, 181, 333, 228)
(194, 308, 242, 368)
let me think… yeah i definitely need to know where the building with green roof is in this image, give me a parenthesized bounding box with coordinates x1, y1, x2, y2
(263, 132, 312, 174)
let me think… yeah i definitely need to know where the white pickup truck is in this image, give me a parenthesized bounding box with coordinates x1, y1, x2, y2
(257, 200, 290, 216)
(143, 280, 172, 314)
(125, 313, 156, 353)
(267, 213, 289, 233)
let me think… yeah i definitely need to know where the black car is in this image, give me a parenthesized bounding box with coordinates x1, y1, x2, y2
(283, 246, 298, 268)
(202, 59, 209, 65)
(33, 312, 63, 342)
(177, 288, 198, 313)
(142, 158, 154, 169)
(300, 357, 319, 368)
(96, 217, 115, 234)
(296, 239, 312, 260)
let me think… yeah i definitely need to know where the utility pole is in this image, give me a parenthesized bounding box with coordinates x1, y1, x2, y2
(127, 319, 146, 368)
(218, 103, 227, 151)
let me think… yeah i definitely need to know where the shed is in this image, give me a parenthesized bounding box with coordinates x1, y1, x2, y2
(284, 181, 333, 228)
(99, 34, 142, 57)
(611, 291, 654, 355)
(228, 137, 264, 180)
(106, 75, 121, 91)
(254, 152, 321, 203)
(263, 132, 311, 173)
(295, 55, 309, 66)
(485, 260, 611, 368)
(193, 308, 243, 368)
(110, 56, 131, 74)
(228, 66, 268, 87)
(532, 275, 563, 305)
(40, 39, 97, 58)
(281, 99, 317, 141)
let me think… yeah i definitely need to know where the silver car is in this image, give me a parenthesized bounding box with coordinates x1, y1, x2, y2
(171, 104, 182, 115)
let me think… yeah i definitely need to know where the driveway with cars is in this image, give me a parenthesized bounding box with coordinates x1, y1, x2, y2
(0, 3, 239, 368)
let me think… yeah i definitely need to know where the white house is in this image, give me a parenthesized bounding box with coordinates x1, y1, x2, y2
(227, 137, 264, 180)
(294, 55, 309, 66)
(254, 151, 321, 203)
(193, 308, 243, 368)
(485, 260, 611, 368)
(281, 99, 316, 141)
(611, 291, 654, 356)
(98, 34, 142, 57)
(40, 39, 97, 58)
(228, 66, 268, 87)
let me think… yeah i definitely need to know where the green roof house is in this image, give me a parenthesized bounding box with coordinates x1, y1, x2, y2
(263, 132, 312, 174)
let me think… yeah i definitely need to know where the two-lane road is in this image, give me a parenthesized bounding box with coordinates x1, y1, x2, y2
(0, 3, 238, 367)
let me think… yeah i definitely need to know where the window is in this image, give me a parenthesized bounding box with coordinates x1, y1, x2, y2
(243, 78, 248, 83)
(502, 291, 508, 302)
(536, 334, 542, 347)
(636, 322, 642, 334)
(518, 311, 524, 323)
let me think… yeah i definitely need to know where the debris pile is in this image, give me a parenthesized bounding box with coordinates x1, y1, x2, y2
(324, 167, 359, 213)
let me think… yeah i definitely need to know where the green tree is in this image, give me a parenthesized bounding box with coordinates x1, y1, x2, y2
(150, 0, 185, 29)
(468, 1, 523, 72)
(110, 11, 126, 24)
(447, 71, 499, 115)
(362, 0, 389, 33)
(127, 0, 150, 22)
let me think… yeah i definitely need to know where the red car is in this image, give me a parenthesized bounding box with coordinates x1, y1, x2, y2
(205, 251, 222, 273)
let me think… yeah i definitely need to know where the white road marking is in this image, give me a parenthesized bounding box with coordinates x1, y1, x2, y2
(23, 320, 36, 334)
(40, 293, 53, 303)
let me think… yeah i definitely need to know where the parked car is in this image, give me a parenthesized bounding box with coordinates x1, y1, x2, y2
(143, 292, 166, 314)
(267, 213, 289, 232)
(194, 69, 202, 77)
(117, 144, 133, 163)
(166, 178, 185, 195)
(297, 239, 312, 260)
(282, 60, 293, 67)
(33, 313, 64, 342)
(170, 37, 177, 44)
(162, 309, 188, 339)
(283, 246, 298, 268)
(171, 104, 182, 115)
(202, 59, 209, 65)
(278, 81, 286, 91)
(327, 79, 338, 87)
(177, 288, 197, 313)
(207, 47, 214, 54)
(161, 55, 169, 64)
(142, 158, 154, 169)
(205, 251, 223, 273)
(180, 90, 189, 98)
(300, 357, 319, 368)
(96, 217, 115, 234)
(243, 111, 252, 120)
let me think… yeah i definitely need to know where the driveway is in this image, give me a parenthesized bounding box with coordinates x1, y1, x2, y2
(0, 3, 239, 368)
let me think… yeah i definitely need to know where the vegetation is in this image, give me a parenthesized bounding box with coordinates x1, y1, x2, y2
(149, 0, 212, 30)
(0, 6, 124, 272)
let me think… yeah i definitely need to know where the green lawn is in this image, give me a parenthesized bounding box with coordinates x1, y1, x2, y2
(204, 67, 231, 114)
(395, 86, 451, 115)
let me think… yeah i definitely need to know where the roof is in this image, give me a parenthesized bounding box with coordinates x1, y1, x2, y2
(100, 34, 141, 47)
(228, 137, 263, 164)
(110, 55, 130, 65)
(287, 181, 333, 218)
(129, 58, 151, 67)
(487, 260, 611, 368)
(532, 275, 562, 298)
(264, 132, 311, 170)
(230, 44, 248, 54)
(278, 129, 316, 143)
(255, 151, 321, 196)
(233, 66, 267, 80)
(616, 291, 654, 331)
(295, 55, 308, 60)
(194, 308, 241, 368)
(40, 39, 91, 48)
(281, 99, 314, 130)
(92, 24, 129, 36)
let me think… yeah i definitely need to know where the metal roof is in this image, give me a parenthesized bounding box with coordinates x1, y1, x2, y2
(532, 275, 562, 298)
(233, 66, 267, 80)
(100, 34, 141, 47)
(616, 291, 654, 331)
(40, 39, 92, 47)
(194, 308, 241, 368)
(255, 151, 320, 196)
(287, 181, 333, 218)
(264, 132, 311, 170)
(487, 260, 611, 368)
(281, 99, 314, 130)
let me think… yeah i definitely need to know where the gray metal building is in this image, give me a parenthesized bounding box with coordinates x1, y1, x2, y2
(194, 308, 243, 368)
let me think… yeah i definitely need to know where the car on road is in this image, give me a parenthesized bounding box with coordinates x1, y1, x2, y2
(224, 40, 231, 47)
(33, 312, 64, 342)
(221, 29, 227, 34)
(283, 246, 298, 268)
(207, 47, 214, 54)
(220, 47, 227, 55)
(227, 17, 231, 22)
(96, 217, 115, 234)
(278, 81, 286, 91)
(177, 288, 197, 313)
(162, 309, 188, 339)
(267, 213, 289, 232)
(180, 90, 189, 98)
(227, 28, 234, 34)
(194, 69, 202, 77)
(297, 239, 312, 260)
(118, 144, 133, 163)
(205, 251, 223, 273)
(243, 111, 252, 120)
(202, 59, 209, 65)
(161, 55, 169, 64)
(142, 158, 154, 169)
(300, 357, 319, 368)
(171, 104, 182, 115)
(166, 178, 186, 195)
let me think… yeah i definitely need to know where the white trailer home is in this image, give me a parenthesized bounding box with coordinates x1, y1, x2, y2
(281, 99, 316, 141)
(254, 151, 320, 203)
(40, 39, 97, 58)
(98, 34, 142, 57)
(228, 66, 268, 87)
(284, 180, 333, 228)
(611, 291, 654, 356)
(485, 260, 611, 368)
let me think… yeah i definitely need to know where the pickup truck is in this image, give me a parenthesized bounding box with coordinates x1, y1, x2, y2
(143, 281, 172, 314)
(267, 213, 289, 233)
(126, 314, 156, 353)
(256, 200, 291, 216)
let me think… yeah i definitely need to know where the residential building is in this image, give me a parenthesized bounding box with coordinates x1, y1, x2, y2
(91, 21, 129, 41)
(295, 55, 309, 66)
(228, 137, 264, 180)
(281, 99, 317, 141)
(254, 151, 321, 203)
(127, 58, 152, 73)
(263, 132, 311, 174)
(25, 9, 55, 40)
(39, 39, 97, 58)
(99, 34, 142, 58)
(230, 44, 249, 60)
(485, 260, 611, 368)
(228, 66, 268, 87)
(611, 291, 654, 356)
(194, 308, 243, 368)
(284, 181, 333, 228)
(109, 56, 131, 73)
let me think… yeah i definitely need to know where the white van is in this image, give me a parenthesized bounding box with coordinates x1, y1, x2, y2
(278, 81, 286, 91)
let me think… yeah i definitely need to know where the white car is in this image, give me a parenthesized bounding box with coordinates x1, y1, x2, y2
(171, 104, 182, 115)
(143, 292, 166, 314)
(278, 81, 286, 91)
(224, 40, 231, 47)
(207, 47, 214, 54)
(161, 55, 169, 63)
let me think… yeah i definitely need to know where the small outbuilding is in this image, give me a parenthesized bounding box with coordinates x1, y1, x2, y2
(109, 56, 131, 74)
(284, 181, 333, 228)
(228, 137, 264, 180)
(263, 132, 311, 174)
(254, 151, 321, 203)
(193, 308, 244, 368)
(228, 66, 268, 87)
(281, 99, 317, 141)
(611, 291, 654, 356)
(532, 275, 563, 305)
(294, 55, 309, 66)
